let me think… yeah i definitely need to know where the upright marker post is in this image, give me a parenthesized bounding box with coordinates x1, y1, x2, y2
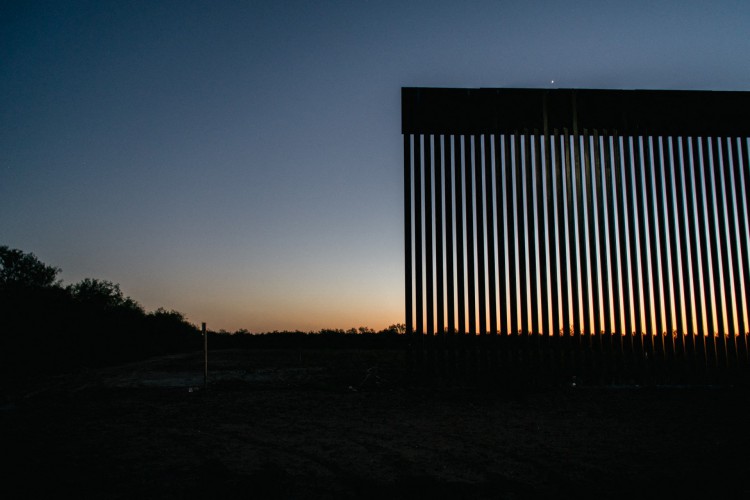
(202, 322, 207, 390)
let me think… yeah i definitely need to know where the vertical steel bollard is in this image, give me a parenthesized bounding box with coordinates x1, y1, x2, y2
(202, 322, 207, 390)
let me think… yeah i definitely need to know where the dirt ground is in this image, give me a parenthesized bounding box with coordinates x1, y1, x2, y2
(3, 348, 750, 499)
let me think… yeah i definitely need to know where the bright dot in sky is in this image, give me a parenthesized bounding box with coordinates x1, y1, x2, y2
(551, 80, 555, 84)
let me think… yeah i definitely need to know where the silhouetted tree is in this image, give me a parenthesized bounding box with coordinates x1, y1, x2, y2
(0, 245, 61, 289)
(2, 246, 200, 373)
(380, 323, 406, 335)
(67, 278, 143, 312)
(320, 328, 345, 335)
(150, 307, 187, 322)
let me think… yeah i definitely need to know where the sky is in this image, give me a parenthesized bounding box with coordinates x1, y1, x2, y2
(2, 0, 749, 332)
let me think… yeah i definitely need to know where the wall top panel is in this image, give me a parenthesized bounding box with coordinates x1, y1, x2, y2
(402, 87, 750, 136)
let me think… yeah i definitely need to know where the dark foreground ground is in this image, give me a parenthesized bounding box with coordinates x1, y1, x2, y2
(3, 348, 750, 499)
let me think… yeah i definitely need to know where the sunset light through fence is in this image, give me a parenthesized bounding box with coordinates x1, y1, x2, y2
(403, 88, 750, 372)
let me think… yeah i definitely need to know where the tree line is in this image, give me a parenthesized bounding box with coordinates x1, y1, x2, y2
(1, 246, 202, 373)
(1, 246, 405, 374)
(208, 325, 407, 350)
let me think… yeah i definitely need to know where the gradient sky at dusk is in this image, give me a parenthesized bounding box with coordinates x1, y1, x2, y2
(2, 1, 749, 332)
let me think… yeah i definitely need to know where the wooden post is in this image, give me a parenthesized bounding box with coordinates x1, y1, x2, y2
(202, 322, 207, 390)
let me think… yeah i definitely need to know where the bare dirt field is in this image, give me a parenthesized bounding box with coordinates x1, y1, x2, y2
(3, 348, 749, 499)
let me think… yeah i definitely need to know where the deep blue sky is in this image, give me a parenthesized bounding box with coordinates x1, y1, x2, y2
(2, 0, 749, 332)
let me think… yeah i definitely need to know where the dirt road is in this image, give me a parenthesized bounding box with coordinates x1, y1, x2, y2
(3, 349, 749, 499)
